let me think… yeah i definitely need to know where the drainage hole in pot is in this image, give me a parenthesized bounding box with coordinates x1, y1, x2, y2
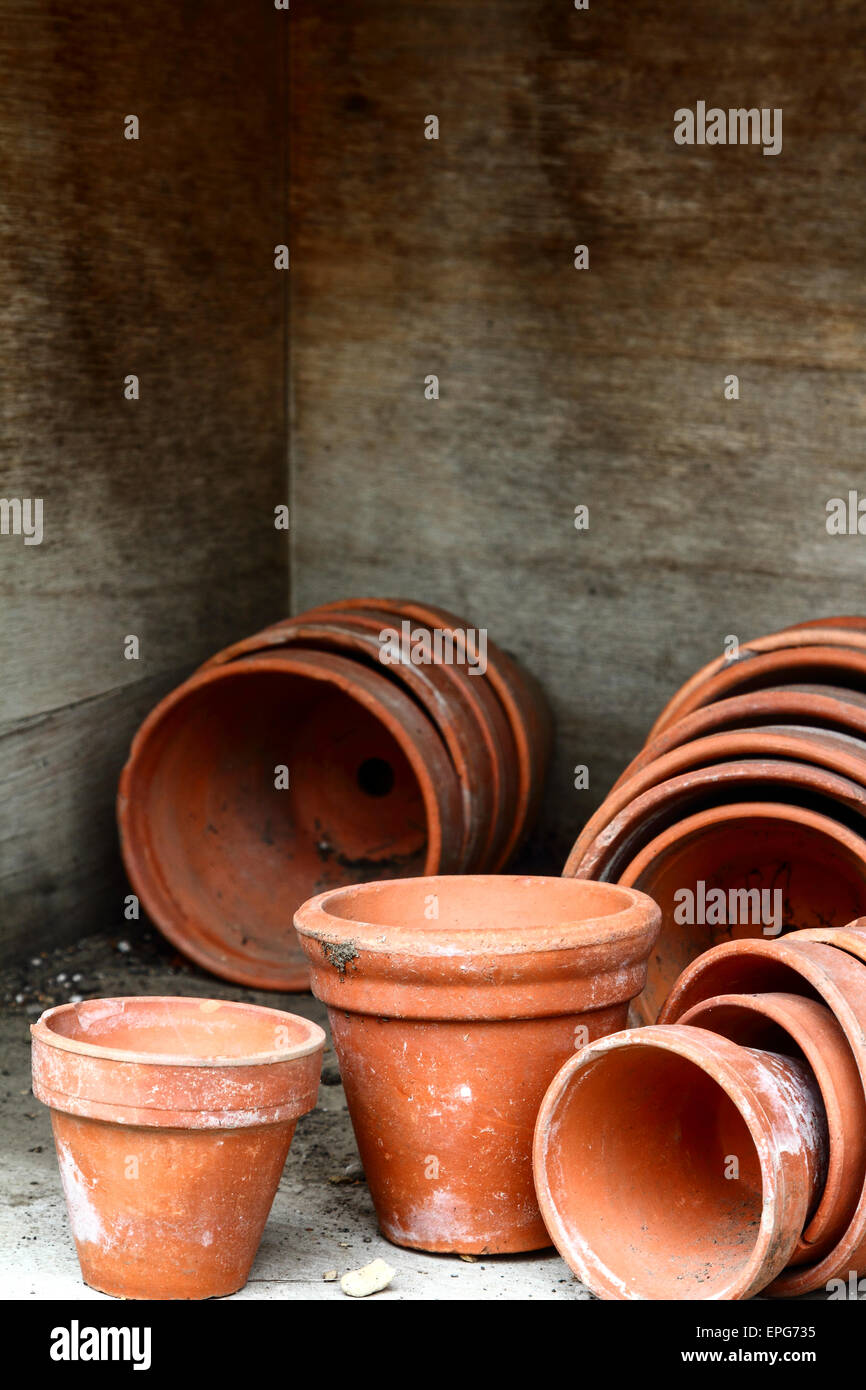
(357, 757, 395, 797)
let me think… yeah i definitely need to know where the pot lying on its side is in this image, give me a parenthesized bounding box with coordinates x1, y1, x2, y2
(118, 649, 463, 991)
(31, 997, 325, 1300)
(294, 875, 660, 1255)
(533, 1024, 828, 1301)
(677, 992, 866, 1267)
(658, 935, 866, 1296)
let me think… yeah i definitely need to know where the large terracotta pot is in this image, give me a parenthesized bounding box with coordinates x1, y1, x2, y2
(677, 992, 866, 1267)
(648, 645, 866, 739)
(617, 802, 866, 1022)
(533, 1023, 828, 1300)
(571, 725, 866, 868)
(199, 607, 516, 873)
(658, 935, 866, 1296)
(294, 875, 660, 1255)
(31, 997, 325, 1300)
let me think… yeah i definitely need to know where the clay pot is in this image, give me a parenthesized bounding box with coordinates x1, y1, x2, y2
(571, 725, 866, 868)
(615, 802, 866, 1024)
(306, 597, 553, 863)
(791, 916, 866, 962)
(31, 996, 325, 1300)
(658, 935, 866, 1296)
(564, 757, 866, 882)
(677, 993, 866, 1266)
(649, 626, 866, 741)
(611, 688, 866, 792)
(199, 608, 515, 874)
(294, 874, 660, 1255)
(784, 617, 866, 636)
(648, 645, 866, 740)
(533, 1023, 828, 1300)
(119, 649, 463, 990)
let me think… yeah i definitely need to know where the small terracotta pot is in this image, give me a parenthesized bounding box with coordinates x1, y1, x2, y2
(612, 691, 866, 792)
(658, 935, 866, 1296)
(306, 597, 554, 864)
(533, 1024, 828, 1300)
(564, 757, 866, 882)
(648, 645, 866, 739)
(677, 992, 866, 1266)
(119, 649, 464, 990)
(616, 802, 866, 1023)
(571, 725, 866, 869)
(294, 875, 660, 1255)
(31, 997, 325, 1300)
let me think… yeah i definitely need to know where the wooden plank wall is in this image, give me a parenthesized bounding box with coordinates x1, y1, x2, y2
(289, 0, 866, 869)
(0, 0, 288, 958)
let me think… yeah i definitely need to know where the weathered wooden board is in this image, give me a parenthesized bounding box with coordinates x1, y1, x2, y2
(0, 0, 288, 956)
(289, 0, 866, 869)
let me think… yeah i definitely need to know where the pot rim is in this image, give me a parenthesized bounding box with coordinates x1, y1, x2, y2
(533, 1023, 811, 1301)
(571, 727, 866, 869)
(621, 796, 866, 881)
(565, 757, 866, 880)
(649, 643, 866, 739)
(294, 874, 656, 957)
(677, 990, 863, 1258)
(31, 996, 326, 1068)
(117, 648, 464, 989)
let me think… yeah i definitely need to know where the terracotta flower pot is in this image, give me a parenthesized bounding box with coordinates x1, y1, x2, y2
(571, 725, 866, 869)
(611, 689, 866, 792)
(199, 608, 515, 874)
(31, 996, 325, 1300)
(614, 802, 866, 1024)
(677, 992, 866, 1266)
(648, 645, 866, 740)
(306, 597, 553, 864)
(658, 935, 866, 1296)
(119, 649, 463, 990)
(294, 875, 660, 1255)
(533, 1023, 828, 1300)
(564, 757, 866, 883)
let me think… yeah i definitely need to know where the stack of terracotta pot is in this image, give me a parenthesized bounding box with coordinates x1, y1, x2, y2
(118, 597, 551, 991)
(534, 919, 866, 1301)
(564, 617, 866, 1022)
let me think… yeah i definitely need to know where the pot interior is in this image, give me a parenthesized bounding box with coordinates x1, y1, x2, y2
(312, 874, 638, 933)
(42, 997, 316, 1062)
(133, 667, 431, 968)
(546, 1045, 764, 1299)
(624, 812, 866, 1021)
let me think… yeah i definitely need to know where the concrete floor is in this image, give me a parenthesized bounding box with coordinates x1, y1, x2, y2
(0, 929, 586, 1301)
